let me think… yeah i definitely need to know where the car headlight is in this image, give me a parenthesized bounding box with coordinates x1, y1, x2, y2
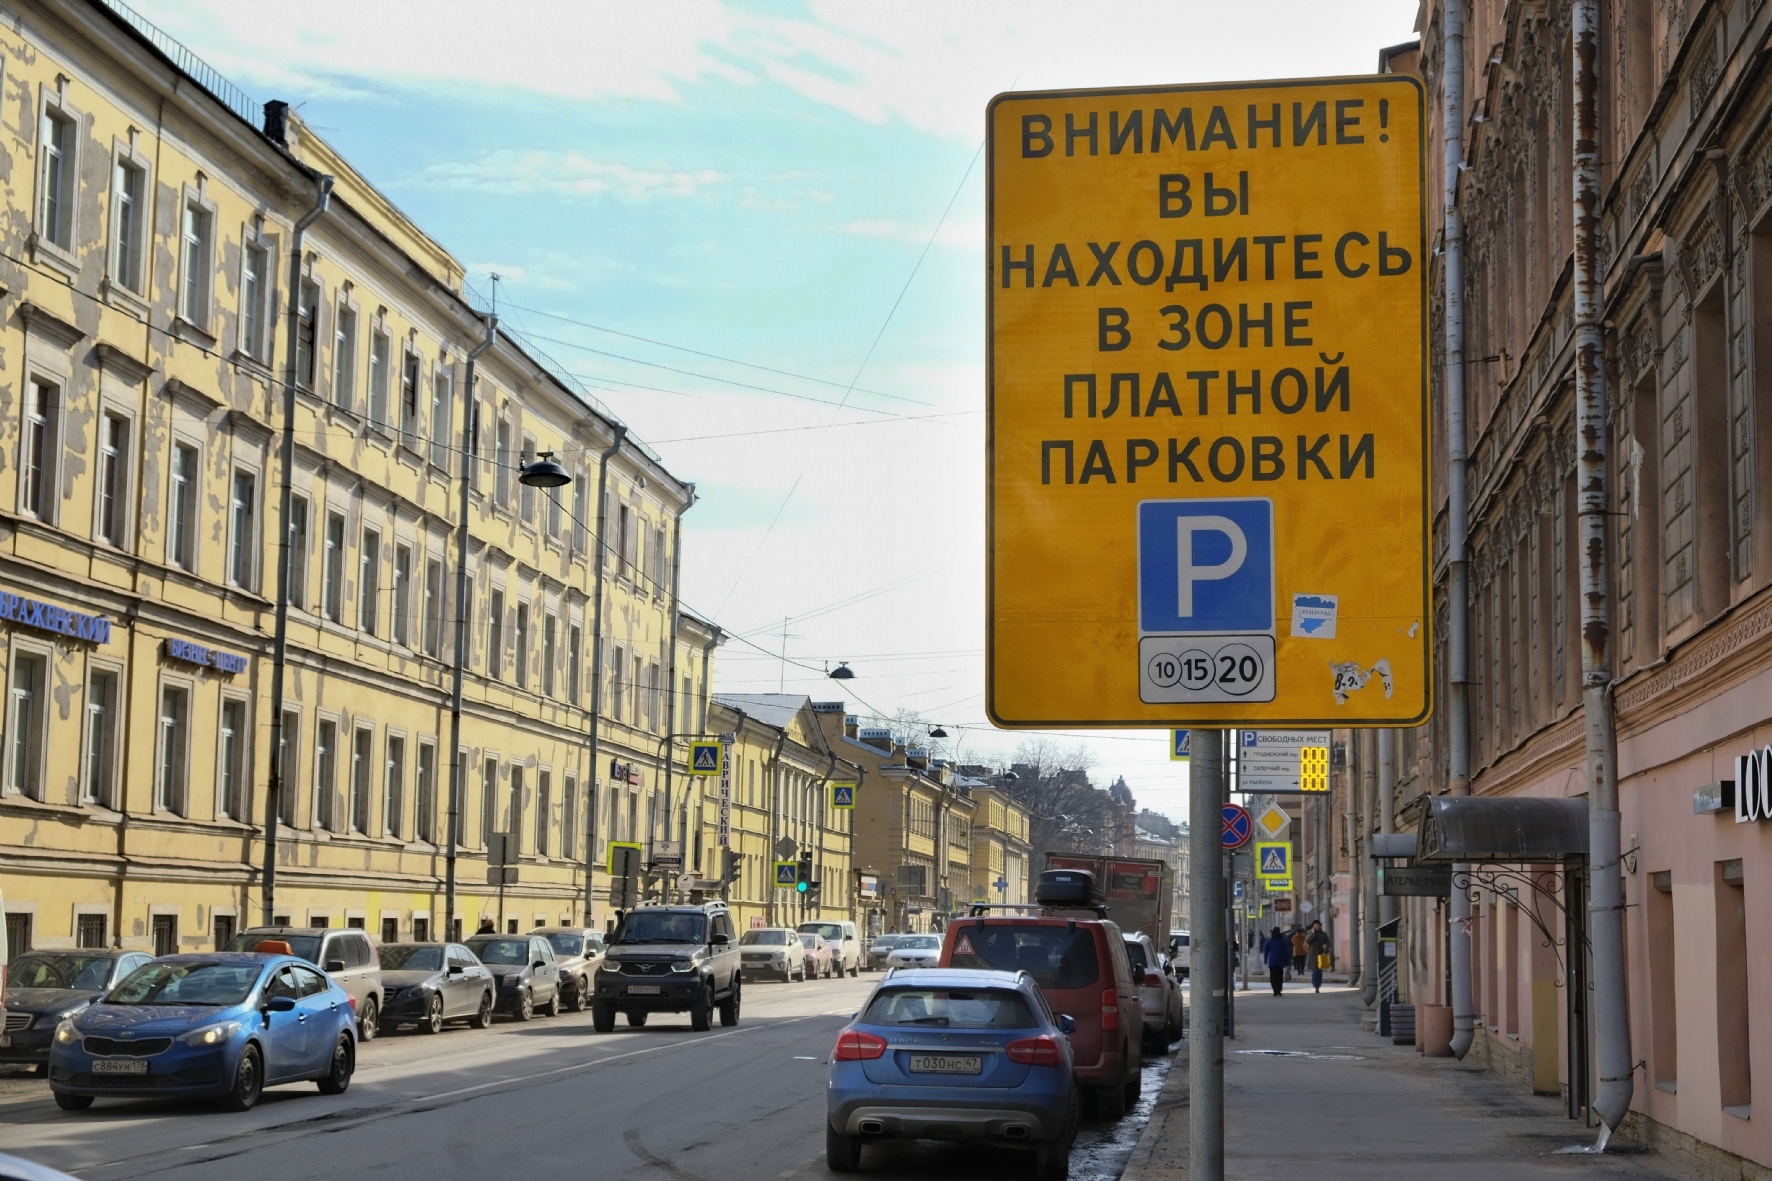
(670, 960, 695, 974)
(181, 1020, 241, 1047)
(54, 1019, 78, 1045)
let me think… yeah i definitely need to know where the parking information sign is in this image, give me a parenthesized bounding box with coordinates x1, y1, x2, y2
(1237, 730, 1332, 793)
(987, 77, 1430, 727)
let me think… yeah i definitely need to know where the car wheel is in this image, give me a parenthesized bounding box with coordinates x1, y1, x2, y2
(1094, 1079, 1127, 1120)
(53, 1092, 93, 1112)
(718, 978, 741, 1027)
(357, 999, 379, 1042)
(1123, 1055, 1143, 1109)
(593, 1001, 616, 1032)
(541, 987, 560, 1018)
(423, 995, 445, 1035)
(515, 989, 534, 1022)
(470, 991, 495, 1029)
(826, 1122, 862, 1172)
(850, 963, 859, 978)
(1034, 1142, 1071, 1180)
(316, 1034, 355, 1095)
(690, 983, 713, 1032)
(567, 977, 587, 1012)
(217, 1043, 263, 1112)
(626, 1010, 648, 1028)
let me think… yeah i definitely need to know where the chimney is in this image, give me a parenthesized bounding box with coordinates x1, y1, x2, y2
(857, 727, 892, 752)
(263, 100, 290, 147)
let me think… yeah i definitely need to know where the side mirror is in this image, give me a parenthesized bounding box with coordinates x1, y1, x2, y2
(267, 996, 298, 1013)
(711, 933, 730, 945)
(447, 964, 465, 976)
(324, 959, 347, 973)
(532, 961, 545, 971)
(1057, 1014, 1076, 1035)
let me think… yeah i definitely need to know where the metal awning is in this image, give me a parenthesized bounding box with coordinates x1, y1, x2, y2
(1415, 795, 1588, 863)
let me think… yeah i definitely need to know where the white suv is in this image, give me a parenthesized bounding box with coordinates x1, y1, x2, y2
(797, 920, 860, 977)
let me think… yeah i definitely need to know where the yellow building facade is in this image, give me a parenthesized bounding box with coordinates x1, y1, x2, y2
(0, 0, 703, 972)
(965, 786, 1031, 907)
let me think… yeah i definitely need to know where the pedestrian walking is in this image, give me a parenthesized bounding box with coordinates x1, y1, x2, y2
(477, 917, 495, 934)
(1306, 920, 1332, 993)
(1289, 926, 1309, 977)
(1262, 926, 1291, 996)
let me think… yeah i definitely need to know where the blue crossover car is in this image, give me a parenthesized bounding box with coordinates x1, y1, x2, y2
(47, 953, 356, 1112)
(826, 968, 1078, 1178)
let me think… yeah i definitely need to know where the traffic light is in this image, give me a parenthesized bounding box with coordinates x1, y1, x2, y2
(796, 853, 813, 893)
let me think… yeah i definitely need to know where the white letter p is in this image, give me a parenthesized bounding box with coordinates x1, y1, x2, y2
(1176, 516, 1246, 617)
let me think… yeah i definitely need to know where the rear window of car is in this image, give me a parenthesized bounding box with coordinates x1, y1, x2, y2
(226, 932, 323, 962)
(1123, 940, 1149, 972)
(468, 938, 531, 965)
(861, 988, 1036, 1029)
(896, 935, 940, 950)
(947, 924, 1100, 990)
(381, 945, 443, 971)
(800, 923, 843, 941)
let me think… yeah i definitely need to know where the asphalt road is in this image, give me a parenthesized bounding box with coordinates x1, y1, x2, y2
(0, 973, 1175, 1181)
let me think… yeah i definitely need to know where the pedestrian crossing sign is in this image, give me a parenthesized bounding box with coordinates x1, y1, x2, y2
(1170, 730, 1190, 761)
(775, 860, 799, 887)
(1255, 841, 1291, 881)
(688, 740, 722, 776)
(831, 782, 856, 809)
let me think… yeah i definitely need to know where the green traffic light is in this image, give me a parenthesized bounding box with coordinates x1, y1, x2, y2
(796, 880, 808, 893)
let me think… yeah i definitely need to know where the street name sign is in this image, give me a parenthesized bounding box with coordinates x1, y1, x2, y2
(987, 77, 1430, 727)
(1237, 730, 1332, 793)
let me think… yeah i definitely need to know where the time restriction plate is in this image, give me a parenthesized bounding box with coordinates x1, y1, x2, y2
(986, 76, 1431, 727)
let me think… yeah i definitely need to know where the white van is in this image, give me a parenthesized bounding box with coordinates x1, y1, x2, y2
(796, 920, 860, 977)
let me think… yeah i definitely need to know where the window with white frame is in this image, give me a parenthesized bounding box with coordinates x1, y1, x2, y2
(229, 468, 257, 589)
(617, 504, 632, 578)
(278, 708, 300, 825)
(546, 482, 563, 542)
(567, 624, 582, 704)
(400, 351, 421, 446)
(384, 733, 406, 840)
(571, 476, 589, 557)
(542, 613, 557, 698)
(21, 377, 60, 522)
(368, 328, 390, 425)
(393, 543, 413, 647)
(180, 199, 214, 326)
(514, 602, 530, 689)
(96, 411, 130, 546)
(169, 442, 198, 570)
(430, 371, 451, 469)
(314, 718, 338, 830)
(645, 662, 660, 731)
(332, 301, 358, 411)
(520, 437, 537, 524)
(508, 765, 525, 847)
(111, 157, 147, 293)
(295, 280, 320, 389)
(359, 528, 381, 635)
(489, 588, 506, 680)
(219, 696, 248, 821)
(8, 650, 48, 799)
(287, 495, 311, 611)
(156, 683, 190, 814)
(350, 725, 373, 833)
(36, 103, 75, 251)
(83, 667, 119, 808)
(495, 417, 513, 509)
(536, 770, 551, 857)
(480, 757, 499, 847)
(323, 511, 346, 621)
(415, 740, 437, 844)
(611, 645, 626, 720)
(240, 238, 270, 359)
(422, 557, 443, 657)
(652, 528, 666, 596)
(562, 774, 577, 860)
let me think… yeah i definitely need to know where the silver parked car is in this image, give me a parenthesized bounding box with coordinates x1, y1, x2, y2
(1124, 933, 1184, 1054)
(740, 927, 807, 981)
(534, 927, 606, 1012)
(867, 933, 905, 970)
(884, 934, 942, 969)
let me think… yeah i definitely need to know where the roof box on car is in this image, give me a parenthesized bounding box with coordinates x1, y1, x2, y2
(1035, 868, 1104, 908)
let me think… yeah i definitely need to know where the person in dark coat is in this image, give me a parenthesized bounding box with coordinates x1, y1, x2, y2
(1306, 920, 1332, 993)
(1262, 926, 1291, 996)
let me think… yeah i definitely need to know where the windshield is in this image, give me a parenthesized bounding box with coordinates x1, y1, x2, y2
(896, 936, 940, 950)
(6, 954, 115, 991)
(740, 930, 792, 946)
(861, 988, 1036, 1029)
(107, 962, 261, 1006)
(871, 935, 902, 948)
(225, 932, 322, 963)
(547, 934, 585, 956)
(467, 938, 533, 966)
(613, 912, 707, 945)
(1171, 934, 1190, 949)
(947, 924, 1100, 990)
(379, 945, 443, 971)
(801, 923, 843, 940)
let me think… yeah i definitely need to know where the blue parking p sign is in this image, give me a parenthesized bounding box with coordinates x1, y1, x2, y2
(1138, 498, 1277, 704)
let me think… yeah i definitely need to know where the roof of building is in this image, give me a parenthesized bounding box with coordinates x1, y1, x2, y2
(712, 693, 811, 732)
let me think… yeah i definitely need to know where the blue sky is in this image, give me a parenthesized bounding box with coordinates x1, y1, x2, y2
(140, 0, 1420, 820)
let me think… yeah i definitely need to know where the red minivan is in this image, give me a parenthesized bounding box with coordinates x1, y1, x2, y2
(938, 914, 1144, 1117)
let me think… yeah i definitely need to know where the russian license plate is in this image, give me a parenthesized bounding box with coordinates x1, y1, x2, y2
(627, 985, 661, 995)
(91, 1058, 148, 1075)
(908, 1055, 982, 1075)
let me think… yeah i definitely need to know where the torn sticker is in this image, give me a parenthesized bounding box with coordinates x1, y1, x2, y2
(1405, 620, 1420, 638)
(1290, 593, 1338, 639)
(1329, 657, 1394, 705)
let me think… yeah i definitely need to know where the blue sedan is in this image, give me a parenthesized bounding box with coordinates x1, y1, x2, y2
(47, 953, 357, 1112)
(826, 968, 1078, 1179)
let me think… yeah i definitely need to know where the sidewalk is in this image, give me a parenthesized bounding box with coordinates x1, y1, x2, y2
(1123, 980, 1695, 1181)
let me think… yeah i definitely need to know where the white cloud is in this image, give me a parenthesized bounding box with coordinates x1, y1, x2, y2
(410, 151, 726, 201)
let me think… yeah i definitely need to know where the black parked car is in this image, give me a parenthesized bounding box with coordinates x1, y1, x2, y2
(463, 933, 561, 1021)
(377, 943, 498, 1034)
(1, 950, 154, 1073)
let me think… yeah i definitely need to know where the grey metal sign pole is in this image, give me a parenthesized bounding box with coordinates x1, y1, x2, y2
(1189, 727, 1226, 1181)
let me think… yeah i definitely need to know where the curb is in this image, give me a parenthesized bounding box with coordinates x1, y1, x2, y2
(1120, 1045, 1189, 1181)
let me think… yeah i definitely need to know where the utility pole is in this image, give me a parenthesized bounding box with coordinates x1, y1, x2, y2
(1573, 0, 1632, 1141)
(1188, 727, 1225, 1181)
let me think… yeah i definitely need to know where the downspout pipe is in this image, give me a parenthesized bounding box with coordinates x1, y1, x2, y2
(1361, 732, 1379, 1011)
(1442, 0, 1477, 1063)
(582, 426, 628, 924)
(1378, 729, 1397, 926)
(1345, 734, 1362, 989)
(1574, 0, 1633, 1137)
(444, 311, 498, 941)
(767, 729, 787, 926)
(662, 489, 690, 887)
(262, 173, 333, 926)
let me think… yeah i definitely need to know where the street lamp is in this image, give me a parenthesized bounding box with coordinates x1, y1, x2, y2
(928, 726, 948, 738)
(828, 662, 855, 680)
(520, 451, 571, 488)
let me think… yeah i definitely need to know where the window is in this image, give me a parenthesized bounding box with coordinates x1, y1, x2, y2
(547, 483, 564, 542)
(652, 529, 666, 596)
(495, 418, 513, 509)
(416, 741, 437, 844)
(515, 602, 530, 689)
(315, 718, 337, 830)
(5, 914, 31, 960)
(351, 726, 373, 833)
(520, 437, 537, 524)
(96, 411, 129, 546)
(287, 496, 310, 612)
(401, 352, 421, 446)
(611, 645, 626, 720)
(572, 477, 589, 556)
(295, 280, 319, 389)
(562, 774, 577, 860)
(542, 614, 557, 697)
(359, 528, 382, 635)
(333, 303, 358, 411)
(635, 520, 647, 585)
(385, 734, 406, 839)
(79, 914, 110, 950)
(278, 708, 300, 825)
(423, 558, 443, 657)
(37, 105, 74, 249)
(645, 661, 658, 730)
(8, 652, 47, 798)
(509, 766, 525, 848)
(156, 684, 190, 814)
(219, 697, 247, 821)
(111, 159, 146, 292)
(368, 329, 390, 426)
(481, 757, 499, 846)
(393, 543, 413, 647)
(180, 200, 214, 326)
(617, 504, 632, 576)
(567, 624, 582, 704)
(413, 917, 430, 942)
(489, 589, 506, 679)
(229, 469, 257, 589)
(430, 372, 452, 470)
(323, 511, 346, 621)
(631, 656, 644, 725)
(536, 771, 551, 857)
(21, 377, 58, 521)
(380, 917, 398, 945)
(83, 669, 118, 807)
(169, 442, 198, 569)
(240, 240, 269, 358)
(152, 915, 178, 958)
